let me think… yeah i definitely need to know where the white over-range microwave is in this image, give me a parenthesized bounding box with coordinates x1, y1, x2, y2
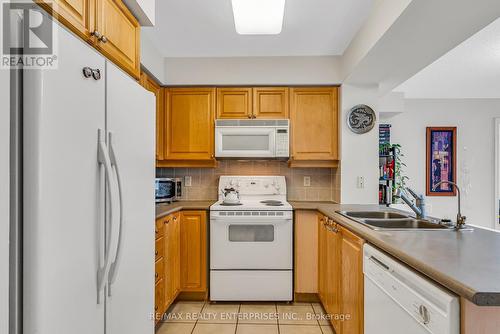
(215, 119, 289, 158)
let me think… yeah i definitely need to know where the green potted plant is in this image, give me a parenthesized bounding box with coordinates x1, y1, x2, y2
(392, 144, 409, 203)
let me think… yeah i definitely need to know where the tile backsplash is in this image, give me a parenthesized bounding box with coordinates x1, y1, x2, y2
(157, 160, 341, 202)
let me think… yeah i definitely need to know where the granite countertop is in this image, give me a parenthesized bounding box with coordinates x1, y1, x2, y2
(291, 202, 500, 307)
(156, 200, 500, 306)
(155, 201, 215, 219)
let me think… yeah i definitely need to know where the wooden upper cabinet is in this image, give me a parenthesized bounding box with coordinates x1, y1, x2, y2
(290, 87, 339, 164)
(253, 87, 289, 119)
(37, 0, 140, 79)
(217, 88, 252, 119)
(165, 88, 216, 161)
(94, 0, 140, 79)
(140, 72, 163, 161)
(180, 211, 207, 292)
(36, 0, 93, 41)
(340, 226, 364, 334)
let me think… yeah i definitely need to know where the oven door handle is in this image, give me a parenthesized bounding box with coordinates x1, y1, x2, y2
(210, 217, 292, 223)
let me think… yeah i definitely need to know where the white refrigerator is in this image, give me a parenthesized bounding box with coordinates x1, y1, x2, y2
(22, 22, 155, 334)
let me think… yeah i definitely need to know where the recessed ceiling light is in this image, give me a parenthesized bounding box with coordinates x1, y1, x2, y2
(231, 0, 286, 35)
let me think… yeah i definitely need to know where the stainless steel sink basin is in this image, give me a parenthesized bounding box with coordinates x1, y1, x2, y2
(337, 210, 456, 231)
(362, 219, 452, 230)
(341, 211, 410, 220)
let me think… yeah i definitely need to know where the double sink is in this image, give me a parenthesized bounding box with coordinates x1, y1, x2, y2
(337, 210, 457, 231)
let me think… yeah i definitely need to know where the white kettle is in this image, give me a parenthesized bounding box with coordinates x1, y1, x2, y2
(221, 187, 240, 204)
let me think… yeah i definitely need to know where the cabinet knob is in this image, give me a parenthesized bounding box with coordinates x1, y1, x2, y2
(247, 115, 252, 119)
(99, 35, 108, 43)
(155, 250, 158, 256)
(92, 30, 102, 39)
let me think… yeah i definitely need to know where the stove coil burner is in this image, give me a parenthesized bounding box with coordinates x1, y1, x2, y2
(219, 202, 243, 206)
(260, 200, 284, 207)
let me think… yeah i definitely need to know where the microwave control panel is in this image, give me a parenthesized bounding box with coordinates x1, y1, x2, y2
(275, 128, 289, 157)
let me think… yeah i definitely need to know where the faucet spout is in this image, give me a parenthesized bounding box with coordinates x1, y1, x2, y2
(432, 181, 466, 229)
(394, 187, 426, 219)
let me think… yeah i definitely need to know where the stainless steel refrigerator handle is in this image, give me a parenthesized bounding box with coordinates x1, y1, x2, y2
(107, 132, 124, 295)
(96, 130, 120, 303)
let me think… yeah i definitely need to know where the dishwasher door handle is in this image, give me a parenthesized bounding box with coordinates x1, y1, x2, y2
(369, 256, 390, 271)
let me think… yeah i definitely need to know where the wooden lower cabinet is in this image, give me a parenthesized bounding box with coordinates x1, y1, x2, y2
(180, 211, 207, 292)
(295, 211, 319, 293)
(339, 226, 364, 334)
(154, 213, 181, 324)
(317, 214, 365, 334)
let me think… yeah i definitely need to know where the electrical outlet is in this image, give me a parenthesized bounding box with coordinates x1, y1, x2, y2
(185, 176, 192, 187)
(357, 176, 365, 189)
(303, 176, 311, 187)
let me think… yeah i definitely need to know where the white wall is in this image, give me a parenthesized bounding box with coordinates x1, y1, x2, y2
(340, 84, 380, 204)
(388, 99, 500, 229)
(163, 56, 342, 85)
(140, 35, 165, 83)
(0, 67, 10, 334)
(123, 0, 155, 26)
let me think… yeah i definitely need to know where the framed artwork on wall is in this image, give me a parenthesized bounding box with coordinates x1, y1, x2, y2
(426, 127, 457, 196)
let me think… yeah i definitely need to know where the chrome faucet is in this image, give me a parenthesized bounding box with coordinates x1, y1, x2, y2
(394, 187, 426, 219)
(432, 181, 467, 229)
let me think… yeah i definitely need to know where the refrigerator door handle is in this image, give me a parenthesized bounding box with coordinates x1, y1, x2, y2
(107, 132, 124, 295)
(96, 129, 120, 303)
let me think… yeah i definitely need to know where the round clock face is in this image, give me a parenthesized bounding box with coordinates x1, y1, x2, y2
(347, 104, 376, 134)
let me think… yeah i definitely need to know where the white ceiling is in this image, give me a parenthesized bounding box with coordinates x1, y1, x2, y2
(142, 0, 374, 57)
(394, 17, 500, 99)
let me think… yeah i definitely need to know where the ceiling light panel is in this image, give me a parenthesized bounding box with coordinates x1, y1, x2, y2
(231, 0, 286, 35)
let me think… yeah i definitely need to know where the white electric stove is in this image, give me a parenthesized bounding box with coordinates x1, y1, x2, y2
(209, 176, 293, 301)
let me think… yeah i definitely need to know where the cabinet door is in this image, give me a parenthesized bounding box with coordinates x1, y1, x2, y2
(36, 0, 93, 41)
(340, 226, 364, 334)
(172, 212, 181, 296)
(165, 88, 216, 161)
(253, 87, 289, 119)
(327, 222, 342, 332)
(180, 211, 207, 292)
(139, 73, 164, 161)
(216, 88, 252, 119)
(318, 215, 327, 302)
(94, 0, 140, 79)
(294, 210, 318, 293)
(154, 279, 165, 324)
(290, 87, 339, 161)
(163, 215, 173, 307)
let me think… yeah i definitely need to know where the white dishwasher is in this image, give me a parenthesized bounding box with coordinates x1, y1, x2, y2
(364, 244, 459, 334)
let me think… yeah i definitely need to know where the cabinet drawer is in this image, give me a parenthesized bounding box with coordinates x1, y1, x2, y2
(155, 258, 165, 283)
(155, 236, 164, 260)
(154, 278, 165, 318)
(155, 218, 165, 239)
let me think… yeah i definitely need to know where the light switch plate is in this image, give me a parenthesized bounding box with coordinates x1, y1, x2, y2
(185, 176, 192, 187)
(303, 176, 311, 187)
(357, 176, 365, 189)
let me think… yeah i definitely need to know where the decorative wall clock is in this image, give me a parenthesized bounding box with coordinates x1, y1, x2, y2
(347, 104, 376, 134)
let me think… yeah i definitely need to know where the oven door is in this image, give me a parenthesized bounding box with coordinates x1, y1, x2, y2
(210, 216, 292, 269)
(215, 127, 276, 158)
